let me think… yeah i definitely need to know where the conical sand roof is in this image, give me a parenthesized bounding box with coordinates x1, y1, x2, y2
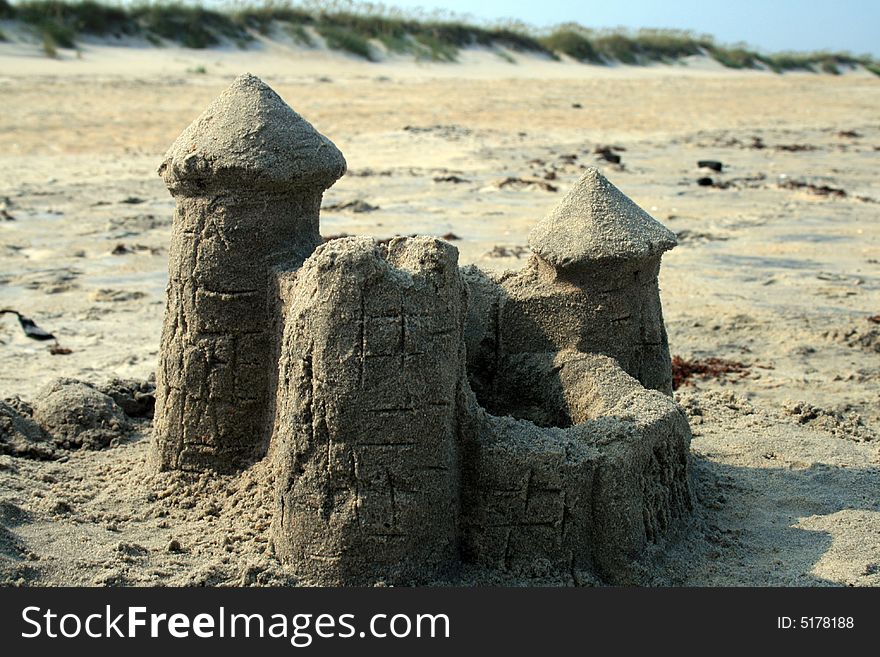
(528, 168, 677, 268)
(160, 73, 346, 193)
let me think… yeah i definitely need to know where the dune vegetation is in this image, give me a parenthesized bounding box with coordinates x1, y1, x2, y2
(1, 0, 877, 74)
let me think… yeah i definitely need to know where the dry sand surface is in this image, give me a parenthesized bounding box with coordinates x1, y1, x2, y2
(0, 43, 879, 586)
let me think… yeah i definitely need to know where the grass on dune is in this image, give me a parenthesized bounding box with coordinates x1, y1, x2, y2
(2, 0, 878, 74)
(314, 22, 375, 60)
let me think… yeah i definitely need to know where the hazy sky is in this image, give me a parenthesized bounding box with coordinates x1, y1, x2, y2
(371, 0, 879, 57)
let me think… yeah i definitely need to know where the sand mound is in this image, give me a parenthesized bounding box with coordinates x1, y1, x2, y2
(31, 379, 131, 450)
(0, 399, 56, 460)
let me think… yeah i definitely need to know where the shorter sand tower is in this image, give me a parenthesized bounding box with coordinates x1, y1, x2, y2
(271, 237, 467, 585)
(153, 74, 346, 472)
(526, 168, 678, 393)
(464, 168, 678, 418)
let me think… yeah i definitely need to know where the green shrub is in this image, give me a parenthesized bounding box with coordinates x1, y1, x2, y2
(633, 29, 708, 61)
(38, 19, 76, 48)
(41, 30, 58, 56)
(234, 7, 312, 34)
(484, 28, 552, 56)
(315, 23, 375, 61)
(709, 46, 761, 69)
(819, 57, 840, 75)
(16, 0, 133, 36)
(540, 30, 600, 63)
(285, 23, 314, 47)
(411, 33, 457, 62)
(764, 52, 815, 72)
(130, 4, 247, 49)
(594, 33, 639, 64)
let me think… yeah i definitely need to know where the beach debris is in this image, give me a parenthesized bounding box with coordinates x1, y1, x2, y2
(837, 130, 861, 138)
(433, 174, 471, 183)
(403, 124, 472, 139)
(749, 136, 766, 149)
(594, 145, 623, 164)
(695, 172, 767, 190)
(0, 309, 75, 354)
(109, 242, 164, 256)
(89, 289, 146, 302)
(675, 230, 729, 243)
(486, 244, 528, 258)
(495, 176, 558, 192)
(698, 160, 723, 172)
(324, 199, 379, 213)
(572, 102, 583, 109)
(867, 315, 880, 324)
(16, 268, 81, 294)
(824, 325, 880, 353)
(775, 143, 818, 152)
(121, 196, 145, 204)
(671, 356, 750, 390)
(778, 179, 847, 197)
(107, 213, 170, 232)
(346, 168, 392, 177)
(1, 196, 15, 221)
(0, 309, 55, 341)
(441, 232, 461, 241)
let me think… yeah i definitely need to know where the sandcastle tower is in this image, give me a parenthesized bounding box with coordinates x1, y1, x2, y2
(153, 74, 346, 472)
(506, 168, 677, 393)
(528, 168, 677, 393)
(271, 237, 468, 585)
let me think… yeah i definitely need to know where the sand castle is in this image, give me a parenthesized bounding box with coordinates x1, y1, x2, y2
(152, 74, 693, 585)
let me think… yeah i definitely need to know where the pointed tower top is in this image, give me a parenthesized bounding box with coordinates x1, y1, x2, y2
(528, 168, 677, 269)
(159, 73, 346, 194)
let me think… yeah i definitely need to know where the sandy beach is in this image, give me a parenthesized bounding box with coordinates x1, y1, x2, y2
(1, 40, 878, 586)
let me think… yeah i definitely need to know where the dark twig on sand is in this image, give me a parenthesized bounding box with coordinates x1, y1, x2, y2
(1, 309, 55, 341)
(1, 309, 73, 354)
